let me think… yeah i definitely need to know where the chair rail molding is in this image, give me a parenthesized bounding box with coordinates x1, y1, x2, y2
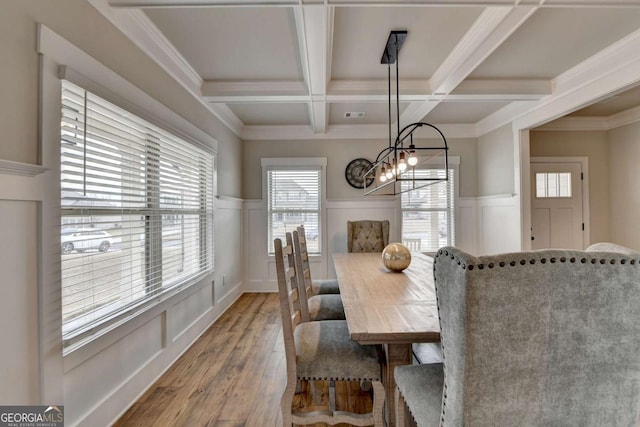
(0, 159, 48, 177)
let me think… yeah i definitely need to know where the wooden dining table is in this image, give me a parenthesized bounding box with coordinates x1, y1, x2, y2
(333, 251, 441, 427)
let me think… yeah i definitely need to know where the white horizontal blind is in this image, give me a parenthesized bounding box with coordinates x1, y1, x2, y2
(267, 169, 321, 254)
(401, 168, 455, 252)
(60, 80, 214, 346)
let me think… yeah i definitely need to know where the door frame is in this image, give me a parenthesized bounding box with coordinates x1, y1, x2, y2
(530, 156, 590, 249)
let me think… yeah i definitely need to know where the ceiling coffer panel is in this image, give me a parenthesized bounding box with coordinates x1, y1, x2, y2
(144, 7, 303, 81)
(470, 7, 640, 79)
(228, 103, 309, 126)
(331, 6, 484, 80)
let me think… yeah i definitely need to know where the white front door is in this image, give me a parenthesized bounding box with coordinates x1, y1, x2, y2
(530, 161, 584, 250)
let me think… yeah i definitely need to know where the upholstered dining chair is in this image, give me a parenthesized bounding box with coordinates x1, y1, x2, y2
(297, 225, 340, 295)
(395, 244, 640, 427)
(274, 237, 385, 426)
(290, 231, 345, 322)
(347, 220, 390, 253)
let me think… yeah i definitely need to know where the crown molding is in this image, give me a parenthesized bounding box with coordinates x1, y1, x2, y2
(534, 116, 609, 131)
(207, 104, 244, 135)
(607, 104, 640, 129)
(533, 104, 640, 131)
(90, 1, 202, 91)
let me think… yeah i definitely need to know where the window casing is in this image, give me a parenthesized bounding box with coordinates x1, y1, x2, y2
(60, 80, 214, 347)
(265, 161, 323, 255)
(401, 167, 456, 253)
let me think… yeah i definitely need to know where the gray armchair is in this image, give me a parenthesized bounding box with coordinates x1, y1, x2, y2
(395, 243, 640, 427)
(347, 220, 390, 253)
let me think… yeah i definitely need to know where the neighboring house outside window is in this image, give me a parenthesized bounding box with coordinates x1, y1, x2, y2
(60, 80, 215, 348)
(263, 158, 326, 255)
(401, 166, 456, 253)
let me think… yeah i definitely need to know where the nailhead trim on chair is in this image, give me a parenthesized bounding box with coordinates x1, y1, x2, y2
(433, 252, 447, 425)
(435, 249, 640, 273)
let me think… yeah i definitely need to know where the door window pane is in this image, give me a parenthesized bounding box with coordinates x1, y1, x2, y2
(536, 173, 572, 198)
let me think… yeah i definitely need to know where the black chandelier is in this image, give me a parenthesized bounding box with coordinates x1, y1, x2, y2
(363, 30, 449, 196)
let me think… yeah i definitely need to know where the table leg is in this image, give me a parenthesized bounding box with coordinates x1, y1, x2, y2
(383, 343, 413, 427)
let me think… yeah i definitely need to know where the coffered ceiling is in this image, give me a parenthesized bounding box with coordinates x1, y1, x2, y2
(92, 0, 640, 139)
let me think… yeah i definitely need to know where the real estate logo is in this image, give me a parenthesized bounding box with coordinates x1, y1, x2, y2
(0, 405, 63, 427)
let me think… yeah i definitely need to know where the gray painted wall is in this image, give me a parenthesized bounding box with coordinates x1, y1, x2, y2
(477, 124, 515, 196)
(242, 137, 478, 199)
(608, 121, 640, 250)
(0, 1, 243, 425)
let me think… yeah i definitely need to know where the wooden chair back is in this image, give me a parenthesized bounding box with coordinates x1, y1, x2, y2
(293, 229, 313, 322)
(274, 236, 301, 374)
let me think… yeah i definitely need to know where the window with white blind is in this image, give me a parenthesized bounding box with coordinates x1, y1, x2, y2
(60, 80, 214, 347)
(265, 162, 323, 255)
(401, 167, 455, 253)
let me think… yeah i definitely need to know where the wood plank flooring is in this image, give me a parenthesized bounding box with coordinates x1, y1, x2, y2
(114, 293, 374, 427)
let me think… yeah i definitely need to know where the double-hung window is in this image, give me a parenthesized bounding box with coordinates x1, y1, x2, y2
(401, 167, 455, 253)
(60, 80, 214, 347)
(264, 158, 325, 255)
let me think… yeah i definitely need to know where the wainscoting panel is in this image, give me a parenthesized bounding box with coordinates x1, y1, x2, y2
(63, 314, 165, 425)
(214, 197, 244, 303)
(456, 198, 478, 255)
(168, 284, 214, 343)
(0, 200, 39, 404)
(245, 200, 269, 291)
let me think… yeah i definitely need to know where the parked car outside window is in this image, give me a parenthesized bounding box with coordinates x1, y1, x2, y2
(61, 229, 114, 254)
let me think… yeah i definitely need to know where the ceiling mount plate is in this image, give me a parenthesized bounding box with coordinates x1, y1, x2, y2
(381, 30, 408, 65)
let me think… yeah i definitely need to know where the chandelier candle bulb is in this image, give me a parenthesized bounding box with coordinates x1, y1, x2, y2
(398, 152, 407, 171)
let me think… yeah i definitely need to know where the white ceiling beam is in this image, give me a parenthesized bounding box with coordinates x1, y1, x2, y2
(329, 79, 431, 96)
(241, 123, 478, 140)
(400, 5, 538, 125)
(516, 106, 640, 131)
(519, 104, 640, 132)
(294, 5, 330, 133)
(451, 79, 551, 96)
(201, 77, 549, 102)
(514, 27, 640, 130)
(533, 116, 609, 131)
(201, 80, 308, 96)
(201, 80, 309, 102)
(607, 104, 640, 129)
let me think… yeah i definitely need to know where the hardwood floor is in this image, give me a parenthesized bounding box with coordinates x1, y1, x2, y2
(114, 293, 374, 427)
